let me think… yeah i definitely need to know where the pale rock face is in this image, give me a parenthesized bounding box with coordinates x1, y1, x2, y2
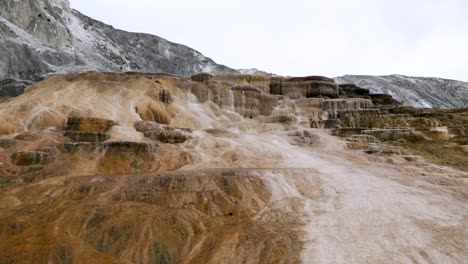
(48, 0, 70, 10)
(336, 75, 468, 109)
(0, 0, 72, 47)
(0, 0, 235, 82)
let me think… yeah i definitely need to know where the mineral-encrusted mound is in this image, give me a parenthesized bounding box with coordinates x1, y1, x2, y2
(0, 169, 298, 263)
(0, 72, 467, 263)
(66, 117, 117, 133)
(0, 71, 385, 181)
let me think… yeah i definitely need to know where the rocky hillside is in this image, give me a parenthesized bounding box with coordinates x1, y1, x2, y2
(0, 72, 467, 263)
(1, 0, 467, 110)
(0, 0, 235, 82)
(336, 75, 468, 109)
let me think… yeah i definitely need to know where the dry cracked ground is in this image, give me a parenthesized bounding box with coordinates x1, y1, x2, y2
(0, 73, 467, 263)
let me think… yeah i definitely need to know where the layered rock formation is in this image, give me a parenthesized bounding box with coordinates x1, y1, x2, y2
(0, 72, 380, 182)
(0, 0, 467, 262)
(2, 72, 466, 181)
(2, 0, 468, 111)
(333, 104, 468, 171)
(0, 72, 467, 263)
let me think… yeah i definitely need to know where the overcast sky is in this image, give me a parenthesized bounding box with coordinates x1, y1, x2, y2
(71, 0, 468, 81)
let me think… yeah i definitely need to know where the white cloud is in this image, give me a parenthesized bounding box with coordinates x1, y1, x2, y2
(70, 0, 468, 81)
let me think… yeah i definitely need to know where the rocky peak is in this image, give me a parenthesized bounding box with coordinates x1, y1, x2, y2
(336, 75, 468, 109)
(0, 0, 236, 82)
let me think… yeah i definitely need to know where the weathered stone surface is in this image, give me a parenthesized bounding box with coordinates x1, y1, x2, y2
(66, 117, 116, 133)
(0, 0, 73, 47)
(10, 151, 54, 166)
(14, 132, 41, 141)
(204, 128, 236, 137)
(336, 75, 468, 109)
(401, 155, 421, 162)
(369, 94, 402, 107)
(56, 141, 166, 175)
(231, 86, 279, 118)
(362, 128, 419, 142)
(0, 170, 287, 264)
(58, 142, 101, 153)
(346, 134, 380, 143)
(260, 115, 297, 124)
(133, 121, 165, 133)
(311, 119, 339, 129)
(0, 17, 79, 80)
(388, 106, 422, 115)
(190, 81, 282, 119)
(191, 73, 213, 82)
(337, 109, 380, 128)
(339, 83, 370, 98)
(286, 76, 335, 83)
(345, 134, 380, 151)
(103, 141, 159, 153)
(288, 130, 319, 145)
(0, 0, 236, 85)
(0, 79, 31, 98)
(270, 80, 339, 99)
(59, 141, 159, 154)
(364, 143, 383, 154)
(134, 121, 192, 134)
(332, 128, 367, 137)
(0, 138, 16, 149)
(144, 129, 191, 144)
(100, 142, 159, 173)
(64, 131, 110, 142)
(18, 165, 46, 183)
(135, 101, 172, 124)
(413, 118, 439, 131)
(322, 99, 375, 113)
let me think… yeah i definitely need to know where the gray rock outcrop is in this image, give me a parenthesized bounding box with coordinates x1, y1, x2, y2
(0, 0, 235, 83)
(336, 75, 468, 109)
(0, 79, 32, 98)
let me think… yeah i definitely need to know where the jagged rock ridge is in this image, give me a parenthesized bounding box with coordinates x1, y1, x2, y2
(0, 0, 235, 81)
(336, 75, 468, 109)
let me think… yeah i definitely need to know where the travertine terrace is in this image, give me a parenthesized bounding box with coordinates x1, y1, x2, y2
(0, 72, 467, 263)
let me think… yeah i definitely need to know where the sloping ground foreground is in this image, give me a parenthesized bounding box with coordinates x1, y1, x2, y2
(0, 73, 467, 263)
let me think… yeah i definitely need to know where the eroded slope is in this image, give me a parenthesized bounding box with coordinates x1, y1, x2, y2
(0, 72, 467, 263)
